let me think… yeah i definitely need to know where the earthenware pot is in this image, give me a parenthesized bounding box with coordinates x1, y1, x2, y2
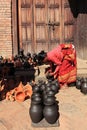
(44, 96, 55, 105)
(76, 77, 82, 89)
(43, 102, 59, 124)
(24, 82, 32, 98)
(29, 99, 43, 123)
(51, 83, 59, 94)
(33, 84, 40, 93)
(81, 78, 87, 94)
(31, 93, 42, 104)
(15, 91, 25, 102)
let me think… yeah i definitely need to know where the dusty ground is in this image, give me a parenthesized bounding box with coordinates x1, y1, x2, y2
(0, 58, 87, 130)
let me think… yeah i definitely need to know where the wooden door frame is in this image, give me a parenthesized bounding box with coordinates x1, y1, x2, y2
(12, 0, 77, 55)
(12, 0, 18, 56)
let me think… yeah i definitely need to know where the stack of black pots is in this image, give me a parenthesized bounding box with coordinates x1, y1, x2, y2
(29, 79, 60, 124)
(76, 77, 87, 94)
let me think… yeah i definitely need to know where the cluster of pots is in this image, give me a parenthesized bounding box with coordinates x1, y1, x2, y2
(29, 79, 60, 124)
(76, 77, 87, 94)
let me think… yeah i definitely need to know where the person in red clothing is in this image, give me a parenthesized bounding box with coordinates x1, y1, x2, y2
(37, 43, 77, 89)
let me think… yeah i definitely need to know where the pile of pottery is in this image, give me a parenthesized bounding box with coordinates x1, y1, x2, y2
(29, 79, 60, 124)
(76, 77, 87, 94)
(6, 82, 32, 102)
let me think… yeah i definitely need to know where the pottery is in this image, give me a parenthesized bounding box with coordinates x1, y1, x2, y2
(51, 83, 59, 94)
(44, 96, 55, 105)
(24, 89, 32, 98)
(29, 90, 43, 123)
(24, 82, 32, 98)
(33, 84, 40, 93)
(47, 90, 55, 97)
(15, 81, 25, 102)
(76, 77, 82, 89)
(29, 102, 43, 123)
(81, 78, 87, 94)
(15, 91, 25, 102)
(31, 93, 41, 99)
(43, 103, 59, 124)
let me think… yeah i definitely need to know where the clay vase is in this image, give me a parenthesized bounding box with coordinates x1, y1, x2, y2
(24, 82, 32, 98)
(15, 82, 25, 102)
(51, 83, 59, 94)
(31, 93, 41, 103)
(29, 95, 43, 123)
(32, 84, 40, 93)
(40, 83, 46, 92)
(76, 77, 82, 89)
(45, 83, 52, 92)
(44, 95, 55, 105)
(43, 102, 59, 124)
(53, 79, 60, 90)
(15, 91, 25, 102)
(81, 78, 87, 94)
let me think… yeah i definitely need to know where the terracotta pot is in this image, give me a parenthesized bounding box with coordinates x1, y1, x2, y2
(24, 82, 32, 98)
(15, 82, 25, 102)
(15, 91, 25, 102)
(24, 89, 32, 98)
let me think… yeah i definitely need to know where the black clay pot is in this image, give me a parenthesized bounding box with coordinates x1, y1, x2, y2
(33, 85, 40, 93)
(53, 80, 60, 89)
(45, 85, 52, 92)
(44, 96, 56, 105)
(31, 93, 41, 99)
(32, 96, 42, 104)
(51, 83, 59, 94)
(29, 101, 43, 123)
(81, 78, 87, 94)
(76, 77, 82, 89)
(47, 90, 55, 97)
(40, 83, 46, 92)
(43, 103, 59, 124)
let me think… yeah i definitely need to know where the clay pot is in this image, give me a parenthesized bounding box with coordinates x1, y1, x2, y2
(51, 83, 59, 94)
(81, 78, 87, 94)
(44, 96, 55, 105)
(43, 103, 59, 124)
(32, 96, 42, 104)
(45, 84, 51, 92)
(40, 83, 46, 92)
(33, 84, 40, 93)
(29, 102, 43, 123)
(15, 91, 25, 102)
(24, 89, 32, 98)
(53, 80, 60, 90)
(76, 77, 82, 89)
(47, 90, 55, 97)
(31, 93, 41, 99)
(24, 82, 32, 98)
(6, 89, 15, 101)
(15, 82, 25, 102)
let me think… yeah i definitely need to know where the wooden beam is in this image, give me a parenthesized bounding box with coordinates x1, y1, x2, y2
(12, 0, 18, 56)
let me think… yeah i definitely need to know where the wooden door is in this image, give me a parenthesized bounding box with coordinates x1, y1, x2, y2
(18, 0, 75, 54)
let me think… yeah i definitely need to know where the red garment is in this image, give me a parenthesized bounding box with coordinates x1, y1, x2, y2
(47, 43, 77, 86)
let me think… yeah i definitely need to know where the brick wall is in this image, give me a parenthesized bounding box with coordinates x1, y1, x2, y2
(0, 0, 12, 58)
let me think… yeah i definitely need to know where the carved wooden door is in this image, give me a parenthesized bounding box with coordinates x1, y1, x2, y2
(18, 0, 75, 54)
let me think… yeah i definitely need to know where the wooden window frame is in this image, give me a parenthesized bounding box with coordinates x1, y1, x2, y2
(12, 0, 18, 56)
